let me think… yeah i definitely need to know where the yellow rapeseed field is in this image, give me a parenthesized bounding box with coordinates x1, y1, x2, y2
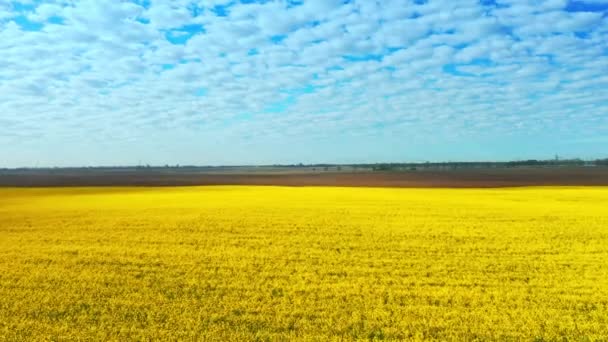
(1, 186, 607, 341)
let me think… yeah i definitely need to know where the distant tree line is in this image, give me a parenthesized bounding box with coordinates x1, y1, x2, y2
(365, 158, 605, 171)
(2, 158, 608, 171)
(274, 158, 608, 171)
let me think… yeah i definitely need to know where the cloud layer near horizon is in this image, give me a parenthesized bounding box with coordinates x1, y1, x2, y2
(1, 0, 607, 166)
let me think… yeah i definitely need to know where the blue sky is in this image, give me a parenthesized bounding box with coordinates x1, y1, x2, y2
(1, 0, 607, 167)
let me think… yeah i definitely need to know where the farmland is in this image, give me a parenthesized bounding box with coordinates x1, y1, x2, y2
(1, 186, 608, 340)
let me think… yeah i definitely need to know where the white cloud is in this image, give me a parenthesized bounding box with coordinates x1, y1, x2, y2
(27, 3, 64, 22)
(145, 3, 194, 29)
(0, 0, 607, 166)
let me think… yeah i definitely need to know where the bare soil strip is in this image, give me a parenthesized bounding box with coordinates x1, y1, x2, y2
(1, 167, 608, 188)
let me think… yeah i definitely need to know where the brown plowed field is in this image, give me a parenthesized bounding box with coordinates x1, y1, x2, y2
(1, 167, 608, 187)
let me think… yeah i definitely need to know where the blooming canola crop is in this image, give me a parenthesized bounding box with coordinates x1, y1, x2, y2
(1, 186, 607, 340)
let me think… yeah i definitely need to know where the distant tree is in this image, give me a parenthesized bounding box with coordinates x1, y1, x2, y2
(373, 164, 391, 171)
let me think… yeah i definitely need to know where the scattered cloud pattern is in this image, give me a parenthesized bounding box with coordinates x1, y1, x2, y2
(1, 0, 607, 166)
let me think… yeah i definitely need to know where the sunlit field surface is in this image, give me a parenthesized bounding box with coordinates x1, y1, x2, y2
(1, 186, 607, 341)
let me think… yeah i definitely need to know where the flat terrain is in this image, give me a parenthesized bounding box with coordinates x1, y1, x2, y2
(1, 167, 608, 187)
(1, 186, 607, 340)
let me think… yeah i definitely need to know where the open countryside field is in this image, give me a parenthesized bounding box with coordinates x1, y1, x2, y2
(1, 186, 608, 340)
